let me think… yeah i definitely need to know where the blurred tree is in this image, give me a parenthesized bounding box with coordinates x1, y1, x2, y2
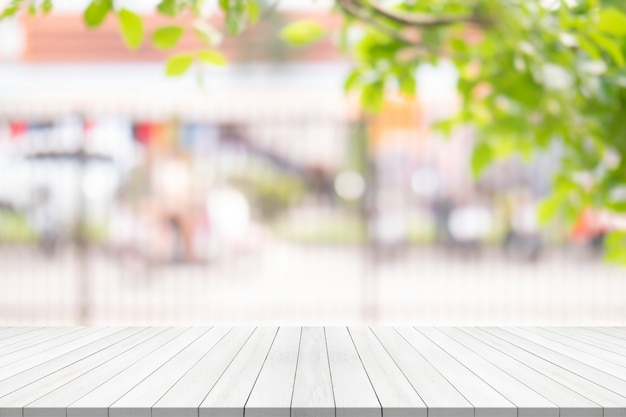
(2, 0, 626, 261)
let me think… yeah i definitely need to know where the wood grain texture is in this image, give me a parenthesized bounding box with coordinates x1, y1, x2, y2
(325, 327, 380, 417)
(348, 327, 426, 417)
(443, 328, 602, 417)
(291, 327, 335, 417)
(27, 328, 186, 417)
(109, 327, 219, 417)
(200, 327, 277, 417)
(245, 327, 301, 417)
(68, 327, 209, 417)
(0, 327, 624, 417)
(372, 327, 473, 417)
(417, 328, 558, 417)
(153, 327, 244, 417)
(397, 327, 515, 417)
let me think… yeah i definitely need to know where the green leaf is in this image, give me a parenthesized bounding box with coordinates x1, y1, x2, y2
(589, 32, 625, 66)
(344, 69, 361, 92)
(398, 72, 416, 96)
(360, 80, 385, 113)
(598, 8, 626, 37)
(247, 0, 260, 23)
(157, 0, 178, 17)
(1, 2, 21, 19)
(166, 53, 193, 76)
(221, 0, 247, 36)
(41, 0, 53, 14)
(152, 26, 184, 50)
(537, 195, 561, 225)
(577, 35, 601, 59)
(433, 118, 457, 138)
(118, 8, 144, 50)
(471, 141, 493, 178)
(83, 0, 111, 28)
(197, 50, 228, 66)
(604, 231, 626, 264)
(280, 20, 327, 47)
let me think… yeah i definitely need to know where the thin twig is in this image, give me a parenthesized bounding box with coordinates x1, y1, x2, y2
(337, 0, 420, 46)
(355, 0, 488, 28)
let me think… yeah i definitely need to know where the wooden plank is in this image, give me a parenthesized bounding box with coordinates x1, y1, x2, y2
(485, 328, 626, 405)
(199, 327, 278, 417)
(0, 328, 43, 342)
(0, 328, 83, 363)
(594, 328, 626, 338)
(68, 327, 209, 417)
(372, 327, 472, 417)
(325, 327, 380, 417)
(441, 328, 601, 417)
(532, 328, 626, 366)
(511, 328, 626, 378)
(0, 327, 624, 417)
(109, 327, 225, 417)
(0, 328, 115, 376)
(417, 328, 558, 417)
(152, 327, 253, 417)
(245, 327, 301, 417)
(0, 327, 19, 337)
(471, 328, 626, 417)
(24, 327, 187, 417)
(9, 328, 159, 417)
(397, 327, 515, 417)
(290, 327, 335, 417)
(348, 327, 426, 417)
(0, 328, 55, 357)
(0, 327, 147, 417)
(549, 328, 626, 359)
(531, 328, 626, 364)
(579, 328, 626, 347)
(0, 327, 125, 397)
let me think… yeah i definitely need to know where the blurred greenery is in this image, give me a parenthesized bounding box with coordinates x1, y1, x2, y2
(152, 25, 184, 50)
(0, 210, 37, 243)
(3, 0, 626, 262)
(117, 8, 144, 49)
(280, 20, 327, 47)
(272, 213, 367, 244)
(235, 172, 306, 220)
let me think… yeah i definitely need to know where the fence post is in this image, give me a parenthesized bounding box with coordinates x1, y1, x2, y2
(76, 115, 89, 324)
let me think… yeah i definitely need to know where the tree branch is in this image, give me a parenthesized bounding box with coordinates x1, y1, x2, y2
(354, 0, 489, 28)
(337, 0, 423, 47)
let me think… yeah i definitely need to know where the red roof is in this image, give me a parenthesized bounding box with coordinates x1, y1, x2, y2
(21, 11, 345, 63)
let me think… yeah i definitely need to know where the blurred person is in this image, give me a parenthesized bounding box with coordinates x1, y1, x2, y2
(503, 189, 543, 261)
(27, 185, 58, 256)
(447, 195, 492, 257)
(151, 150, 196, 263)
(432, 193, 453, 246)
(203, 185, 263, 264)
(572, 208, 608, 252)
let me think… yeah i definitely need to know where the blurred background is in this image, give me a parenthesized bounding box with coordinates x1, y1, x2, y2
(0, 1, 625, 326)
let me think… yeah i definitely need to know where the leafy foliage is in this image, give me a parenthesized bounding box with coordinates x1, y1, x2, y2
(117, 8, 144, 49)
(197, 49, 227, 66)
(165, 53, 193, 76)
(83, 0, 111, 28)
(2, 0, 626, 261)
(152, 26, 185, 50)
(280, 20, 327, 47)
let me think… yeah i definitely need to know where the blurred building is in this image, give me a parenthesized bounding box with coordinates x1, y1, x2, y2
(1, 4, 603, 327)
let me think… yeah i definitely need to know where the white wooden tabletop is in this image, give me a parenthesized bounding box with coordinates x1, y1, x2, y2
(0, 327, 625, 417)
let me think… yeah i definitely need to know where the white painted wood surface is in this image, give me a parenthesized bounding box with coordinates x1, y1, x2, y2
(0, 327, 625, 417)
(290, 327, 335, 417)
